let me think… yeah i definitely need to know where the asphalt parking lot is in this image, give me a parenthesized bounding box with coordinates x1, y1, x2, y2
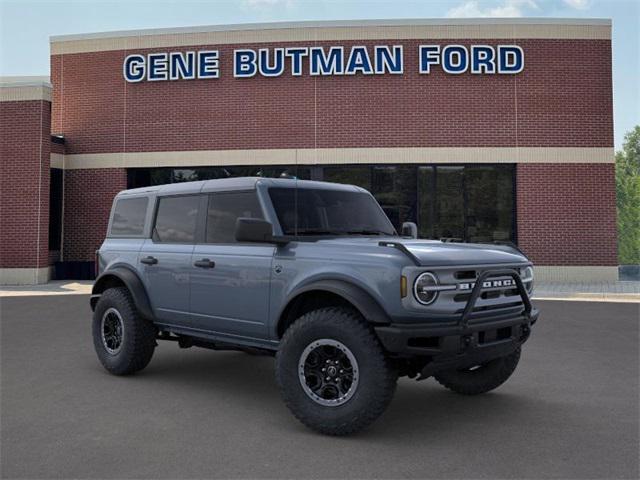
(1, 296, 638, 479)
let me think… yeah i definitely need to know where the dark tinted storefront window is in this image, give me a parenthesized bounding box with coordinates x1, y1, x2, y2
(372, 166, 417, 229)
(324, 166, 371, 191)
(465, 166, 514, 242)
(417, 165, 515, 242)
(49, 168, 63, 250)
(434, 166, 465, 240)
(417, 166, 435, 239)
(128, 166, 310, 189)
(129, 164, 515, 243)
(324, 165, 417, 229)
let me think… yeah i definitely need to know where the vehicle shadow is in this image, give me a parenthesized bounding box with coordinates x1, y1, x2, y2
(129, 346, 543, 440)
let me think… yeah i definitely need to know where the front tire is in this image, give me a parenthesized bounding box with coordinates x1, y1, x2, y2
(92, 287, 156, 375)
(276, 307, 397, 436)
(433, 348, 521, 395)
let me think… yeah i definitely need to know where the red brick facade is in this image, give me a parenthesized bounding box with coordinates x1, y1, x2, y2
(47, 32, 615, 269)
(0, 99, 50, 270)
(1, 21, 616, 282)
(62, 168, 126, 261)
(51, 39, 612, 153)
(517, 163, 617, 265)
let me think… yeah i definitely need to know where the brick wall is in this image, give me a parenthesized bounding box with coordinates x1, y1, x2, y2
(51, 140, 65, 154)
(51, 39, 612, 154)
(48, 34, 615, 266)
(516, 163, 617, 266)
(62, 168, 126, 261)
(0, 99, 50, 269)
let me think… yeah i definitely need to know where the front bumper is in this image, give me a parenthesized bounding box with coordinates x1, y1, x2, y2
(374, 309, 539, 357)
(375, 267, 539, 378)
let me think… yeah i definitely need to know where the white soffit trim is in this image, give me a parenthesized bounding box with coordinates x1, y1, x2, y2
(534, 266, 618, 283)
(0, 267, 50, 286)
(50, 153, 64, 169)
(50, 18, 612, 55)
(0, 77, 52, 102)
(59, 147, 614, 170)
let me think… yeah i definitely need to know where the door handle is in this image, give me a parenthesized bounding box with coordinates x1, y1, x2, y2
(194, 258, 215, 269)
(140, 256, 158, 265)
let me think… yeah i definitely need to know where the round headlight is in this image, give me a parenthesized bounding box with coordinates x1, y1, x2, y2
(414, 272, 439, 305)
(522, 266, 534, 293)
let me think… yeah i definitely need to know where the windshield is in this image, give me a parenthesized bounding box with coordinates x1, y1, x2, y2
(269, 187, 397, 237)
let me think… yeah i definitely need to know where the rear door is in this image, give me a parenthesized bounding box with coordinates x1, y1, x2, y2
(139, 194, 202, 325)
(189, 190, 274, 340)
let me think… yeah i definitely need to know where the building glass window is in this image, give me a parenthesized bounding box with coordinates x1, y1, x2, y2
(48, 168, 63, 250)
(128, 164, 516, 244)
(434, 166, 465, 241)
(417, 166, 435, 239)
(372, 166, 417, 229)
(128, 166, 311, 189)
(324, 166, 371, 191)
(464, 166, 514, 243)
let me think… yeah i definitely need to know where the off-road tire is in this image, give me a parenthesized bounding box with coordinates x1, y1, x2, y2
(276, 307, 397, 436)
(434, 348, 521, 395)
(92, 287, 156, 375)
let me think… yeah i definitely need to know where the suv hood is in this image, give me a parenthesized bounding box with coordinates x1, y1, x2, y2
(314, 237, 529, 266)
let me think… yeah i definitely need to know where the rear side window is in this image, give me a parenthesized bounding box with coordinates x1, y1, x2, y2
(110, 197, 148, 236)
(153, 195, 200, 243)
(206, 192, 263, 243)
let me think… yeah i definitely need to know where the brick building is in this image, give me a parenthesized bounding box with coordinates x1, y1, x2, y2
(0, 18, 616, 284)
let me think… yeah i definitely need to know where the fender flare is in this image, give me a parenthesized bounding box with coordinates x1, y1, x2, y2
(90, 267, 154, 320)
(278, 279, 391, 330)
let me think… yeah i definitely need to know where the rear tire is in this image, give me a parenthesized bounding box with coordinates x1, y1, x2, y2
(92, 287, 156, 375)
(434, 348, 521, 395)
(276, 307, 397, 436)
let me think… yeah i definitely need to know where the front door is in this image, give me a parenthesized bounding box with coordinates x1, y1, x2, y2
(189, 191, 274, 341)
(139, 194, 200, 325)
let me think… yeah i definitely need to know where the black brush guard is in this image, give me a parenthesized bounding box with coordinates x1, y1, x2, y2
(459, 268, 533, 333)
(415, 268, 533, 379)
(372, 256, 537, 379)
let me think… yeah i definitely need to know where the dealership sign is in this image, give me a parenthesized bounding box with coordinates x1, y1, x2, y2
(123, 45, 524, 82)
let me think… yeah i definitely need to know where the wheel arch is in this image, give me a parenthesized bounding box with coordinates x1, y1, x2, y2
(276, 279, 391, 338)
(91, 266, 154, 320)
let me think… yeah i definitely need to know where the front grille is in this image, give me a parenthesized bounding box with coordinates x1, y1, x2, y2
(410, 264, 532, 317)
(450, 267, 528, 314)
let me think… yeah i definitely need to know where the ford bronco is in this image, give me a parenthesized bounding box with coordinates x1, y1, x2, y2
(91, 177, 538, 435)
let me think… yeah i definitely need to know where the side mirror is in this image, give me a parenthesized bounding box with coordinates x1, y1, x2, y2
(235, 218, 289, 244)
(401, 222, 418, 239)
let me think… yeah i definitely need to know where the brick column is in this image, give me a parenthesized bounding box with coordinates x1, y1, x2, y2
(516, 163, 618, 281)
(0, 78, 52, 285)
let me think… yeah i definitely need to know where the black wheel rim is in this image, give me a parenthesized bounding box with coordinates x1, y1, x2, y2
(298, 339, 359, 407)
(101, 308, 124, 355)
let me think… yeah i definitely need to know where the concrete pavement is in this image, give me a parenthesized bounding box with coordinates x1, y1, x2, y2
(1, 295, 638, 479)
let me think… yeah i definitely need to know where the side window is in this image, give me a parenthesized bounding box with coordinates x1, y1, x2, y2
(153, 195, 200, 243)
(206, 191, 263, 243)
(110, 197, 148, 236)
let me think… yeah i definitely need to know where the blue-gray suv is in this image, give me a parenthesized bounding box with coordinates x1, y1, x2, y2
(91, 177, 538, 435)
